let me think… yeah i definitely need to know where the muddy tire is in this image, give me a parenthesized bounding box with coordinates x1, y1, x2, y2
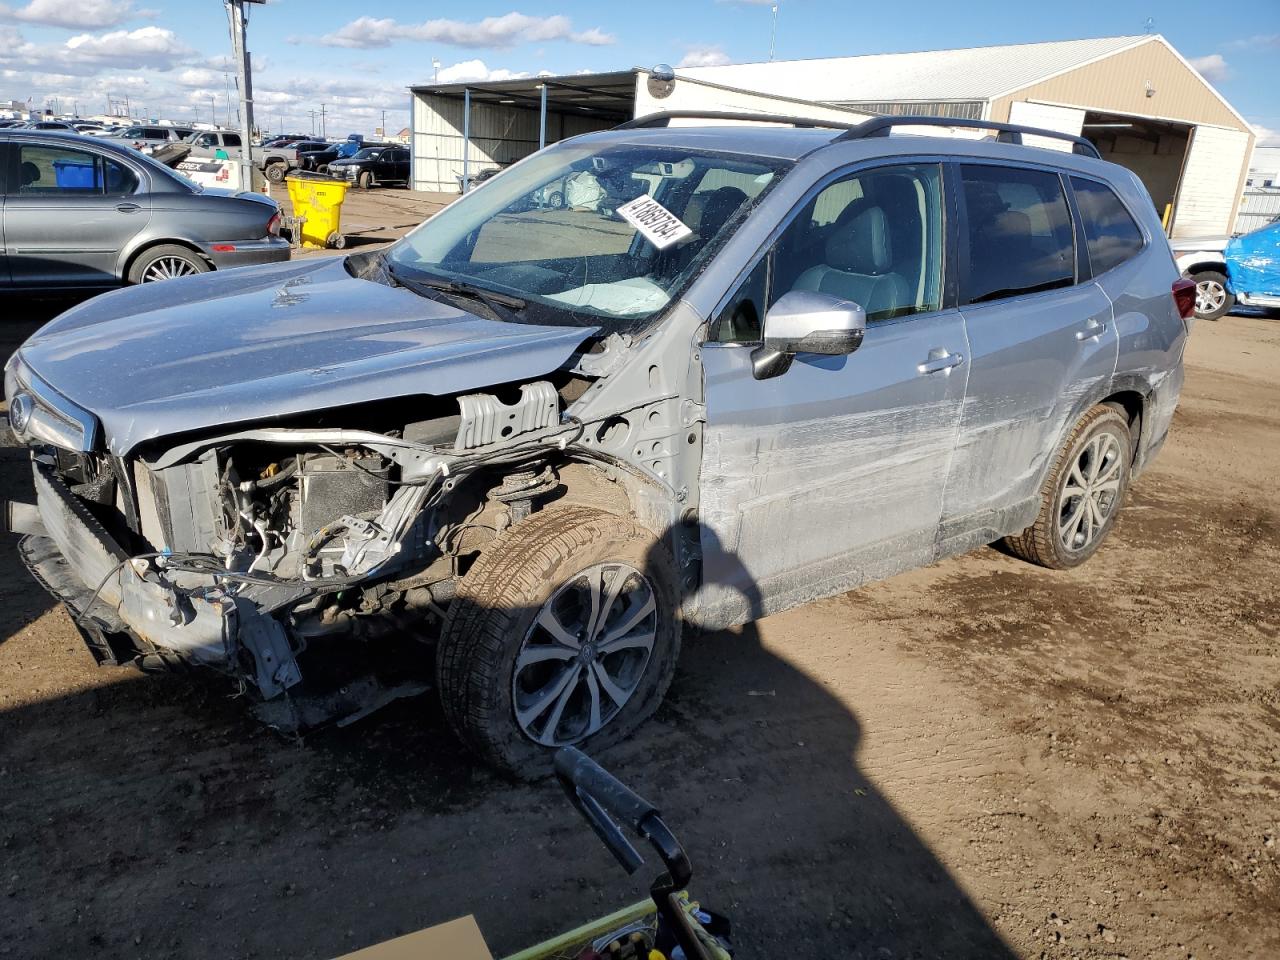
(264, 162, 288, 183)
(436, 506, 680, 778)
(1190, 270, 1233, 321)
(1003, 404, 1132, 569)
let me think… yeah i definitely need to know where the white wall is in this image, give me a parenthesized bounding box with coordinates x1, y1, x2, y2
(633, 70, 872, 126)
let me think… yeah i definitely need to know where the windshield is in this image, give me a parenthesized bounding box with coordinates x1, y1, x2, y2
(385, 141, 789, 330)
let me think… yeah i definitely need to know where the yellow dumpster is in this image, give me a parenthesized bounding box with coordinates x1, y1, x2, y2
(285, 174, 350, 249)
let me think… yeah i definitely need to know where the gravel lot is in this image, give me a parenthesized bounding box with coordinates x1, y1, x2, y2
(0, 269, 1276, 959)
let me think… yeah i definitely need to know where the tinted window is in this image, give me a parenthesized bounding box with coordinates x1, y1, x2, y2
(771, 163, 944, 322)
(1072, 177, 1144, 274)
(961, 165, 1075, 304)
(145, 127, 168, 139)
(15, 144, 137, 195)
(224, 133, 241, 147)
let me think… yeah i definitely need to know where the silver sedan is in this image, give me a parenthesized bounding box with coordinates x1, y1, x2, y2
(1, 130, 290, 289)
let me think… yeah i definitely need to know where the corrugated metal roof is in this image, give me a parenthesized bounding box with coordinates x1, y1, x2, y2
(678, 35, 1152, 103)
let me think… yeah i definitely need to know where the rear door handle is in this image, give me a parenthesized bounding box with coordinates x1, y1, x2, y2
(1075, 318, 1107, 340)
(917, 350, 965, 375)
(116, 202, 141, 214)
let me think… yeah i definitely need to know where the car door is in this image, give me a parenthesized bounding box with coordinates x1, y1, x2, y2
(698, 161, 969, 621)
(4, 140, 152, 286)
(390, 148, 410, 182)
(938, 162, 1118, 548)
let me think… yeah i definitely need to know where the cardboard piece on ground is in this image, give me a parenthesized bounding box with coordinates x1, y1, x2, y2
(333, 915, 492, 960)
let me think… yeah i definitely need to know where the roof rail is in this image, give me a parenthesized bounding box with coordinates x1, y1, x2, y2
(838, 116, 1102, 159)
(615, 110, 864, 132)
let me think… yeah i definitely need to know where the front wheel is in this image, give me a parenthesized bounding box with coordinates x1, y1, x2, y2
(358, 171, 373, 189)
(436, 506, 680, 777)
(1003, 404, 1132, 569)
(1191, 270, 1234, 321)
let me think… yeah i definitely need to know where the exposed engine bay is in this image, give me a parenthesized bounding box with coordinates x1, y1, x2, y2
(17, 334, 694, 734)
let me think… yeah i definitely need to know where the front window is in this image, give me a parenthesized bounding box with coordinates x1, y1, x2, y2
(385, 141, 789, 330)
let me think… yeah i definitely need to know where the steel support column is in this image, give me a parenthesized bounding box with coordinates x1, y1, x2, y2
(462, 87, 471, 194)
(539, 83, 548, 150)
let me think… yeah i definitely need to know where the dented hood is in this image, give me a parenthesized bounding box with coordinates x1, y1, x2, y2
(19, 257, 598, 455)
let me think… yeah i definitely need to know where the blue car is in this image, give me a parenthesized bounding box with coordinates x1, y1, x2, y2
(1224, 218, 1280, 314)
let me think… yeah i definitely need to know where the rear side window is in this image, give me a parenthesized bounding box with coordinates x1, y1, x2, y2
(1071, 177, 1145, 274)
(224, 133, 242, 147)
(961, 165, 1076, 304)
(15, 144, 138, 196)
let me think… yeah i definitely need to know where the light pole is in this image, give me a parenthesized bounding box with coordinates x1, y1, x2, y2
(224, 0, 265, 190)
(769, 3, 779, 61)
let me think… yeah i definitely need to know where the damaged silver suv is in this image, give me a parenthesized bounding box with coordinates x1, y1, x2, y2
(4, 114, 1193, 775)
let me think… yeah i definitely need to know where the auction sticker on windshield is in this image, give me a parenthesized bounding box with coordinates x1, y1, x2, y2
(616, 195, 693, 250)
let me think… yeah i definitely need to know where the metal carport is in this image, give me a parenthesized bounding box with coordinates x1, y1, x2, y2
(408, 70, 637, 193)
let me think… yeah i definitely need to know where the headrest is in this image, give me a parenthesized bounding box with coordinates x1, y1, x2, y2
(825, 205, 892, 275)
(20, 161, 40, 186)
(696, 186, 749, 237)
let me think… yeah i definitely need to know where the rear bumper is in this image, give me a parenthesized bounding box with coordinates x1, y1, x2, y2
(199, 236, 292, 270)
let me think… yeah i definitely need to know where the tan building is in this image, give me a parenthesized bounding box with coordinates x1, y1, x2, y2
(408, 35, 1255, 237)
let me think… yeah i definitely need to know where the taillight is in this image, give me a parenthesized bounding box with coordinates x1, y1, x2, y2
(267, 211, 281, 237)
(1172, 277, 1197, 321)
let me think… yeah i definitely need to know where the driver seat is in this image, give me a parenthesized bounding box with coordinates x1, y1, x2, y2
(791, 205, 909, 319)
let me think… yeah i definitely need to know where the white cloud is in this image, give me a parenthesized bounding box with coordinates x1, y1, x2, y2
(1229, 34, 1279, 49)
(679, 45, 731, 68)
(435, 59, 529, 84)
(0, 0, 144, 29)
(314, 12, 614, 50)
(0, 25, 193, 75)
(1188, 53, 1229, 83)
(1252, 124, 1280, 147)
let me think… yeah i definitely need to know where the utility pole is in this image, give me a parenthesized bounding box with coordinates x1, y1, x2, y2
(380, 109, 386, 136)
(319, 103, 327, 139)
(224, 0, 264, 191)
(309, 110, 316, 136)
(769, 3, 779, 61)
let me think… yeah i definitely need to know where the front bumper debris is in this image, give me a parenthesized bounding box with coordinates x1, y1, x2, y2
(18, 462, 302, 698)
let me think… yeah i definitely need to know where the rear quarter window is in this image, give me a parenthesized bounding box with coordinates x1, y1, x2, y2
(1071, 177, 1145, 274)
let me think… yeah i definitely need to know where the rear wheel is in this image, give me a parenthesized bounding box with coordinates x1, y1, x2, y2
(436, 506, 680, 777)
(264, 162, 288, 183)
(1003, 405, 1132, 569)
(547, 190, 565, 209)
(1191, 270, 1233, 321)
(128, 245, 210, 284)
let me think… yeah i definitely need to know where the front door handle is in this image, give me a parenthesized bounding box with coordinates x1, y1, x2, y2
(116, 202, 141, 214)
(1075, 318, 1107, 341)
(917, 350, 965, 375)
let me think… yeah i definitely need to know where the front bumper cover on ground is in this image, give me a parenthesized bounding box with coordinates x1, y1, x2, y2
(12, 462, 301, 698)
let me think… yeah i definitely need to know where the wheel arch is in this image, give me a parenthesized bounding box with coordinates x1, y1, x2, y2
(121, 238, 214, 282)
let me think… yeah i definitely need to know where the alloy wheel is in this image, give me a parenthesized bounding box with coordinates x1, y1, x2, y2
(1196, 278, 1227, 316)
(512, 562, 657, 747)
(141, 256, 200, 282)
(1058, 431, 1124, 552)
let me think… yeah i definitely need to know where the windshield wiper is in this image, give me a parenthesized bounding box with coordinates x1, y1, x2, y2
(386, 263, 526, 323)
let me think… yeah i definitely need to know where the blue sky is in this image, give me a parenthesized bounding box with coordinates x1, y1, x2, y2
(0, 0, 1276, 143)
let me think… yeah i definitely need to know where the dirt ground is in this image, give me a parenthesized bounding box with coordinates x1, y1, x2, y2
(1, 282, 1277, 959)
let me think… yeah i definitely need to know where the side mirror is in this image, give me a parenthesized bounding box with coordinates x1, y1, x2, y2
(751, 290, 867, 380)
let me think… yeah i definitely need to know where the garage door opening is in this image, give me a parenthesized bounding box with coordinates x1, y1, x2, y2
(1082, 111, 1190, 223)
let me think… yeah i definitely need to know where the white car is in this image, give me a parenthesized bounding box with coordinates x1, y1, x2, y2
(1172, 215, 1280, 320)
